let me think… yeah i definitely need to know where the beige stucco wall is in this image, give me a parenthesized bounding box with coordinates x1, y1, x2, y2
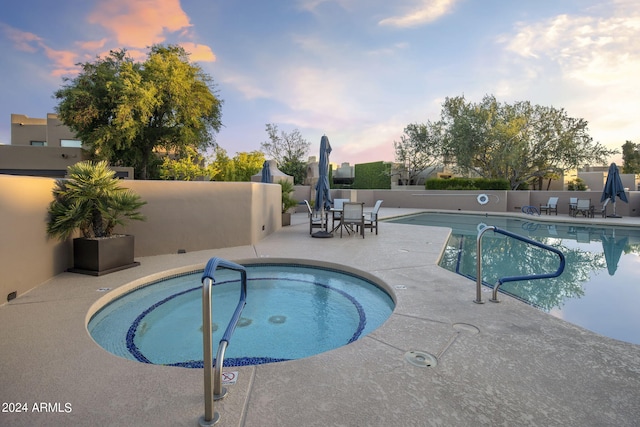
(119, 181, 282, 256)
(341, 189, 640, 217)
(0, 175, 72, 303)
(0, 145, 88, 171)
(0, 176, 281, 303)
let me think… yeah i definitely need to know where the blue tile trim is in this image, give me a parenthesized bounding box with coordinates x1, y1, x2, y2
(125, 264, 372, 367)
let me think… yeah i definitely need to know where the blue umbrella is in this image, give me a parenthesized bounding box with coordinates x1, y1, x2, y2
(260, 160, 272, 183)
(600, 163, 628, 218)
(313, 135, 333, 237)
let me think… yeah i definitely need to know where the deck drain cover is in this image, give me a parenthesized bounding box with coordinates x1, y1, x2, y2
(405, 351, 437, 367)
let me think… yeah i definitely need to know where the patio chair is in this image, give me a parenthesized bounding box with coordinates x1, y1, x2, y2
(340, 202, 364, 238)
(304, 200, 324, 235)
(568, 197, 578, 217)
(574, 198, 594, 218)
(331, 198, 350, 230)
(363, 200, 383, 234)
(539, 197, 559, 215)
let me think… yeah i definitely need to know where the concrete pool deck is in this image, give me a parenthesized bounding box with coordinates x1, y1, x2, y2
(1, 209, 640, 426)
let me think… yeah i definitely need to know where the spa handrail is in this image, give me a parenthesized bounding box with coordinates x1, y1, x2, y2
(474, 226, 565, 304)
(199, 257, 247, 427)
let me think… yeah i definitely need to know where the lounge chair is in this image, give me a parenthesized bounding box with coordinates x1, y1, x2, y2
(304, 200, 324, 235)
(340, 202, 364, 238)
(363, 200, 383, 234)
(568, 197, 578, 217)
(540, 197, 559, 215)
(574, 198, 594, 218)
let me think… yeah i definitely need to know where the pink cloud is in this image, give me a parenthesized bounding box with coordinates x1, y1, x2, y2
(1, 24, 42, 53)
(180, 43, 216, 62)
(76, 38, 109, 52)
(1, 23, 80, 77)
(88, 0, 192, 48)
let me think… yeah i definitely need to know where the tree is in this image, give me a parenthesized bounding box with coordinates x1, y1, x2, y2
(159, 146, 207, 181)
(621, 140, 640, 174)
(394, 122, 443, 185)
(440, 95, 616, 190)
(54, 45, 223, 179)
(207, 147, 265, 181)
(260, 124, 310, 184)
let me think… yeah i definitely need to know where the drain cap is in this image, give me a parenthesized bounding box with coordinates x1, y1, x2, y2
(404, 351, 437, 367)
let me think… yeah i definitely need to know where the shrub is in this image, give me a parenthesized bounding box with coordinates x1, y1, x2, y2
(425, 177, 509, 190)
(567, 178, 587, 191)
(47, 161, 146, 239)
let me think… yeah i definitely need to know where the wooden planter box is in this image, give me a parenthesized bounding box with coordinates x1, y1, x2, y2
(69, 235, 140, 276)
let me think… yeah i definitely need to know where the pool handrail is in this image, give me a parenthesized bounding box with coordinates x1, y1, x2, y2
(199, 257, 247, 427)
(474, 226, 565, 304)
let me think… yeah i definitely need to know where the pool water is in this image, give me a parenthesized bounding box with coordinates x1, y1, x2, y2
(88, 264, 395, 366)
(388, 213, 640, 345)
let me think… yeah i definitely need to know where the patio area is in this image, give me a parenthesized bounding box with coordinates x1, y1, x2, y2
(1, 209, 639, 426)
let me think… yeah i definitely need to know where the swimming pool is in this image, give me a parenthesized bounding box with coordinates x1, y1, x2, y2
(88, 263, 395, 366)
(388, 213, 640, 345)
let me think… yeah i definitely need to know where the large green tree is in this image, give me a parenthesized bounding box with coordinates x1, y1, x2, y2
(260, 124, 310, 184)
(54, 45, 222, 179)
(621, 140, 640, 174)
(207, 147, 265, 181)
(394, 122, 444, 185)
(440, 95, 616, 190)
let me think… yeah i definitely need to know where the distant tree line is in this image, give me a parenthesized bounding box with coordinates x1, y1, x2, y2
(58, 49, 630, 188)
(394, 94, 618, 190)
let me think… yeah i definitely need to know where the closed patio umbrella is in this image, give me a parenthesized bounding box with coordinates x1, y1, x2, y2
(312, 135, 333, 238)
(601, 163, 628, 218)
(260, 160, 272, 183)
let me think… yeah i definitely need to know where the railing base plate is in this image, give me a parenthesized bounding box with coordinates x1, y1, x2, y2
(199, 412, 220, 426)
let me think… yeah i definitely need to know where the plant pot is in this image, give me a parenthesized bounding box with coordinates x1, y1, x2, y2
(69, 235, 140, 276)
(282, 212, 291, 226)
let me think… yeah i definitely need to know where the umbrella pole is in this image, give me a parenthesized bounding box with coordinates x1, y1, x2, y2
(311, 207, 333, 238)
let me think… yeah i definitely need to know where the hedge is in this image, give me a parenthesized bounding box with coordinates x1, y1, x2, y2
(425, 177, 510, 190)
(353, 161, 391, 189)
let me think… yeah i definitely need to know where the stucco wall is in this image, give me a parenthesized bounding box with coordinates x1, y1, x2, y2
(0, 176, 281, 303)
(0, 175, 70, 303)
(0, 145, 88, 172)
(120, 180, 282, 256)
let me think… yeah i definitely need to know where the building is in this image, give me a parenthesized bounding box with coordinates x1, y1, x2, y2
(0, 114, 132, 178)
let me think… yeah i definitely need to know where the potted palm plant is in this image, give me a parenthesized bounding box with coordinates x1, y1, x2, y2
(279, 180, 298, 226)
(47, 161, 147, 275)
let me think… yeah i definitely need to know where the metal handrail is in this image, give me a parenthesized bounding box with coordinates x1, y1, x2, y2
(474, 226, 565, 304)
(199, 257, 247, 427)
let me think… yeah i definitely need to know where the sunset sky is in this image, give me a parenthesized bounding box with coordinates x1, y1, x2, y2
(1, 0, 639, 165)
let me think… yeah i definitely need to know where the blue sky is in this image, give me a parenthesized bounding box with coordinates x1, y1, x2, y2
(1, 0, 638, 165)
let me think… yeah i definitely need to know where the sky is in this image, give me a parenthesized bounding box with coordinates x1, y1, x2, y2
(1, 0, 639, 166)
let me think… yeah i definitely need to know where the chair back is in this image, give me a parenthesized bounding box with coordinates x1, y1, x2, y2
(576, 198, 591, 209)
(569, 197, 578, 205)
(304, 200, 313, 214)
(548, 197, 559, 207)
(372, 200, 383, 213)
(342, 202, 363, 221)
(333, 198, 349, 210)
